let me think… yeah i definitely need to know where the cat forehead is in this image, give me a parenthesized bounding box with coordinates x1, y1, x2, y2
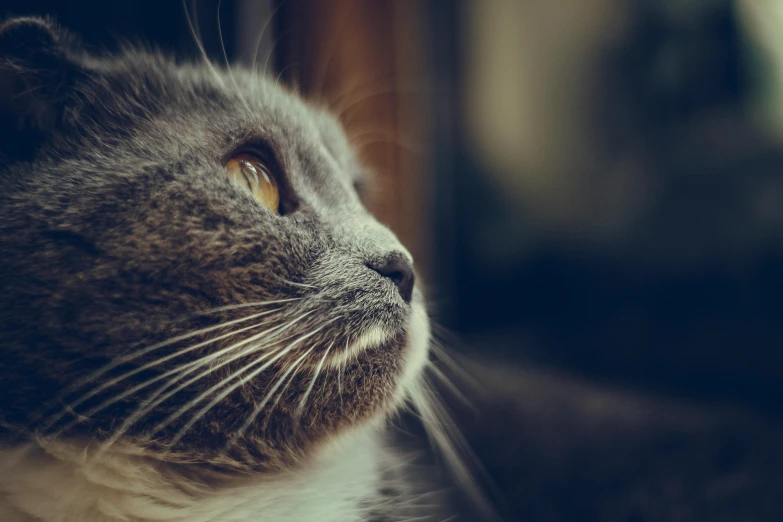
(113, 53, 348, 145)
(74, 51, 358, 180)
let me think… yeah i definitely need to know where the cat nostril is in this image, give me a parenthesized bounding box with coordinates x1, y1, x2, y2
(367, 254, 415, 303)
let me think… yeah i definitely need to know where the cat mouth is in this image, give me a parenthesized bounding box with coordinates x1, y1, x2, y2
(324, 324, 394, 370)
(322, 301, 430, 389)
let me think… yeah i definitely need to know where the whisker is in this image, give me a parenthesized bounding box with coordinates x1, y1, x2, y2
(80, 311, 308, 433)
(333, 83, 432, 122)
(410, 377, 499, 521)
(250, 0, 286, 90)
(428, 336, 484, 394)
(269, 274, 319, 290)
(275, 63, 299, 90)
(261, 25, 294, 81)
(295, 340, 334, 418)
(217, 0, 252, 114)
(40, 307, 283, 432)
(159, 316, 338, 447)
(183, 0, 226, 89)
(425, 361, 476, 413)
(191, 298, 302, 316)
(318, 9, 437, 112)
(124, 312, 311, 434)
(153, 346, 282, 446)
(54, 304, 291, 402)
(93, 313, 314, 460)
(225, 341, 319, 450)
(338, 337, 350, 407)
(317, 70, 365, 114)
(44, 317, 274, 438)
(326, 72, 405, 114)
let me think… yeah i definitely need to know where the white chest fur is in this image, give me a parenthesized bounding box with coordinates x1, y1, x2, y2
(0, 429, 384, 522)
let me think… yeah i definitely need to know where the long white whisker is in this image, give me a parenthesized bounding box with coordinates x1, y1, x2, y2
(275, 62, 299, 90)
(93, 314, 314, 461)
(46, 317, 274, 438)
(85, 311, 308, 432)
(261, 26, 293, 81)
(327, 73, 395, 114)
(336, 84, 430, 123)
(426, 361, 476, 413)
(90, 311, 280, 402)
(100, 348, 282, 462)
(429, 337, 484, 393)
(348, 127, 418, 148)
(57, 305, 288, 399)
(250, 0, 286, 99)
(270, 274, 319, 290)
(349, 127, 422, 156)
(190, 297, 300, 316)
(183, 0, 226, 88)
(225, 342, 318, 450)
(338, 337, 349, 407)
(410, 377, 498, 520)
(160, 316, 339, 447)
(217, 0, 252, 114)
(41, 308, 282, 432)
(154, 345, 283, 445)
(295, 340, 333, 418)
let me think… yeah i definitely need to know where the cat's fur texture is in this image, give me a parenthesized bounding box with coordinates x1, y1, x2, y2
(0, 16, 433, 521)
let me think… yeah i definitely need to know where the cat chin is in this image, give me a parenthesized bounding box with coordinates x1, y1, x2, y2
(124, 302, 429, 472)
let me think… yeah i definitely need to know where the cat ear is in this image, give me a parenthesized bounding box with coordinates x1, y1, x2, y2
(0, 17, 88, 160)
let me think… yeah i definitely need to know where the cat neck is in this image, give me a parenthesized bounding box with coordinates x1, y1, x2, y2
(0, 427, 386, 522)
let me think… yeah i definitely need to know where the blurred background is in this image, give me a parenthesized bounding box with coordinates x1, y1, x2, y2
(3, 0, 783, 520)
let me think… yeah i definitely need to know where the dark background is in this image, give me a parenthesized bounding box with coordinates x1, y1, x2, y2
(2, 0, 782, 520)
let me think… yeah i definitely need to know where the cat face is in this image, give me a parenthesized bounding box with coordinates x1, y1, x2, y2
(0, 17, 429, 470)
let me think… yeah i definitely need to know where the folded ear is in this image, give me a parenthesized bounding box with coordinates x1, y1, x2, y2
(0, 17, 87, 161)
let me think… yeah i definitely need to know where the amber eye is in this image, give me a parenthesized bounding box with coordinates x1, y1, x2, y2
(225, 153, 280, 213)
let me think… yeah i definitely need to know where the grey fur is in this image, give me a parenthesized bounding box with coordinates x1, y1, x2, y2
(0, 15, 428, 511)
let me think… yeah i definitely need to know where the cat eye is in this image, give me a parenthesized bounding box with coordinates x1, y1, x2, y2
(225, 153, 280, 213)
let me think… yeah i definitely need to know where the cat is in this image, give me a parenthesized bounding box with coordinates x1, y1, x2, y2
(0, 15, 445, 522)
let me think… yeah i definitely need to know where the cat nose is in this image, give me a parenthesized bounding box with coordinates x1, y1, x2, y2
(367, 253, 415, 303)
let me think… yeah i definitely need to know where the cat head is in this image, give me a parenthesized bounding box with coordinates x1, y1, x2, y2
(0, 17, 429, 470)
